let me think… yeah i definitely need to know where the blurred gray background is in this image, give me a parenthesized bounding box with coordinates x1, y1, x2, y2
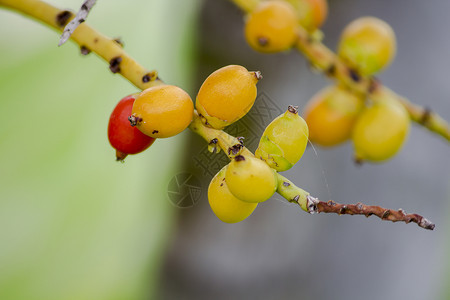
(158, 0, 450, 299)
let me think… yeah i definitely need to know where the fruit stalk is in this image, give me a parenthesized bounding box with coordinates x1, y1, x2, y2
(230, 0, 450, 142)
(1, 0, 435, 230)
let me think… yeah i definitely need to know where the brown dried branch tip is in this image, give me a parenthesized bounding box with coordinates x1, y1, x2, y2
(306, 195, 435, 230)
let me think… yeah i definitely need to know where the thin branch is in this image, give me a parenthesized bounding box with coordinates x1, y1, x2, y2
(59, 0, 97, 46)
(306, 196, 435, 230)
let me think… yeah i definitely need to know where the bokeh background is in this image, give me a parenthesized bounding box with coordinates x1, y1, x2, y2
(0, 0, 449, 299)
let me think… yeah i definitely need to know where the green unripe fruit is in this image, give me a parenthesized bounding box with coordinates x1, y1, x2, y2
(352, 99, 410, 162)
(208, 165, 258, 223)
(225, 155, 278, 203)
(338, 16, 396, 76)
(255, 106, 309, 171)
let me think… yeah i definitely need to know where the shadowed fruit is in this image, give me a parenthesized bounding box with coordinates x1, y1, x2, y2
(352, 99, 410, 162)
(208, 165, 258, 223)
(303, 85, 364, 147)
(338, 16, 396, 76)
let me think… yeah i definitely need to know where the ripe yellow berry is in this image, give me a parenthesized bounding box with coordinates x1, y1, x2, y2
(352, 99, 410, 162)
(284, 0, 328, 31)
(255, 106, 309, 171)
(303, 85, 364, 147)
(130, 85, 194, 138)
(225, 155, 278, 203)
(196, 65, 260, 129)
(208, 165, 258, 223)
(338, 16, 396, 76)
(244, 1, 298, 53)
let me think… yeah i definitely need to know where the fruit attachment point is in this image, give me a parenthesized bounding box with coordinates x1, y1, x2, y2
(234, 155, 246, 162)
(253, 70, 263, 80)
(115, 150, 128, 162)
(128, 114, 138, 127)
(288, 105, 299, 114)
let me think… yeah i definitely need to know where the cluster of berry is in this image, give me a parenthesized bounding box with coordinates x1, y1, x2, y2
(196, 66, 309, 223)
(244, 0, 409, 163)
(305, 17, 408, 163)
(209, 104, 309, 223)
(108, 64, 310, 223)
(107, 65, 260, 161)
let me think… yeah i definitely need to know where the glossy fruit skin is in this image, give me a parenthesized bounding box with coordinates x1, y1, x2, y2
(338, 16, 396, 76)
(284, 0, 328, 31)
(131, 85, 194, 138)
(208, 165, 258, 223)
(255, 106, 309, 171)
(352, 99, 410, 162)
(244, 1, 298, 53)
(303, 85, 364, 147)
(108, 94, 155, 160)
(225, 155, 278, 203)
(196, 65, 259, 129)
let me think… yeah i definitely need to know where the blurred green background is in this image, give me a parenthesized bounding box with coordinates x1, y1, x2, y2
(0, 0, 199, 299)
(1, 0, 450, 300)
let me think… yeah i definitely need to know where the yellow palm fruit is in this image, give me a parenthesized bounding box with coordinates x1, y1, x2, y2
(303, 85, 364, 147)
(196, 65, 261, 129)
(208, 165, 258, 223)
(284, 0, 328, 31)
(338, 16, 396, 76)
(352, 99, 410, 162)
(225, 155, 278, 203)
(255, 106, 309, 171)
(244, 1, 298, 53)
(130, 85, 193, 138)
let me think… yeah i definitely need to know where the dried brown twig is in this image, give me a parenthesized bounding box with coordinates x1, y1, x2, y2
(306, 196, 435, 230)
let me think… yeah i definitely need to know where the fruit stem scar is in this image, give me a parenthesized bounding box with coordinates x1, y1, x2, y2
(128, 115, 140, 127)
(56, 10, 72, 27)
(80, 45, 91, 55)
(287, 105, 298, 114)
(348, 68, 360, 82)
(257, 36, 269, 46)
(234, 155, 245, 162)
(109, 56, 122, 73)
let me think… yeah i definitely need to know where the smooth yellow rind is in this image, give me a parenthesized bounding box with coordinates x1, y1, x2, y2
(208, 166, 258, 223)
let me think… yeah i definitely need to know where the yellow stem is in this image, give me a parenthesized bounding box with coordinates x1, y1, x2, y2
(0, 0, 163, 90)
(229, 0, 261, 14)
(293, 26, 450, 141)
